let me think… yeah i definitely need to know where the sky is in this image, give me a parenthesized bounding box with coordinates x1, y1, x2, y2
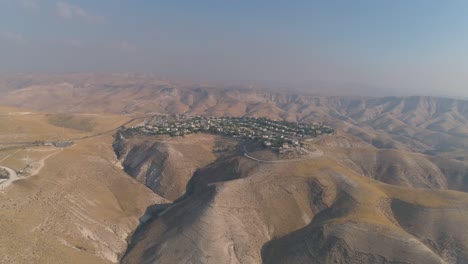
(0, 0, 467, 97)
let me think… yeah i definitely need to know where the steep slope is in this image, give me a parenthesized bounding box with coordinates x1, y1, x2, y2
(1, 75, 467, 263)
(121, 148, 468, 264)
(113, 134, 229, 201)
(262, 185, 468, 264)
(315, 134, 468, 192)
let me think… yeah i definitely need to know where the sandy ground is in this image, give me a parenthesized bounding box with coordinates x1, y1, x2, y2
(0, 148, 62, 191)
(0, 165, 19, 190)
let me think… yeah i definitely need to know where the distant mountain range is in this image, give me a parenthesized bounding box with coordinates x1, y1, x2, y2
(1, 73, 467, 263)
(1, 73, 466, 161)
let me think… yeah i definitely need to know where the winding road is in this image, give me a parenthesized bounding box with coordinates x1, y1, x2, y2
(242, 146, 323, 163)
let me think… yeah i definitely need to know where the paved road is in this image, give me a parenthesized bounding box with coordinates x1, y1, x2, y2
(0, 165, 20, 190)
(242, 146, 323, 163)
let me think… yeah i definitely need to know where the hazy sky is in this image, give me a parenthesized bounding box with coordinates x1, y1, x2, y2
(1, 0, 468, 96)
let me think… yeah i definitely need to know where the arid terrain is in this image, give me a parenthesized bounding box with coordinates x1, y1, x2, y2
(1, 74, 466, 160)
(0, 74, 467, 264)
(0, 106, 167, 263)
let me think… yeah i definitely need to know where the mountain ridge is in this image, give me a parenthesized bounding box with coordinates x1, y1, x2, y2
(0, 74, 467, 263)
(1, 75, 466, 162)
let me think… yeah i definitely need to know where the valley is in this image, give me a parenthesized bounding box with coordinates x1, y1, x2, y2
(1, 74, 466, 161)
(3, 1, 468, 263)
(117, 133, 468, 264)
(0, 75, 467, 264)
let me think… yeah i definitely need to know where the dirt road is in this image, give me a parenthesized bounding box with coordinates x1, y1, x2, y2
(0, 165, 19, 190)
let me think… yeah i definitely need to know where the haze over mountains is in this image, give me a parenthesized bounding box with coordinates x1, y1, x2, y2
(2, 1, 468, 263)
(1, 74, 466, 161)
(0, 73, 467, 264)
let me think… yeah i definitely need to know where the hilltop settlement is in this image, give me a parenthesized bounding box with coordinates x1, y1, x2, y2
(121, 115, 335, 151)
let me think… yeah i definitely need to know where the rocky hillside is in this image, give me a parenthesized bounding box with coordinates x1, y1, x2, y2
(1, 74, 467, 263)
(316, 135, 468, 192)
(113, 134, 229, 201)
(116, 134, 468, 264)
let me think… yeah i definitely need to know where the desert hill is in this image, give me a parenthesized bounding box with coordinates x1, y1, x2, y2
(117, 134, 468, 264)
(0, 74, 466, 161)
(113, 134, 226, 201)
(316, 135, 468, 192)
(0, 74, 467, 264)
(0, 107, 166, 263)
